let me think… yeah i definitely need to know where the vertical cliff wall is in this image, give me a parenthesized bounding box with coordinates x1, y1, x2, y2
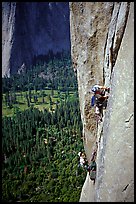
(69, 2, 134, 202)
(2, 2, 16, 77)
(2, 2, 70, 77)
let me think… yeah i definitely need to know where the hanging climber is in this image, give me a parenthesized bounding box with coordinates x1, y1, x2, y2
(78, 152, 88, 169)
(78, 152, 84, 167)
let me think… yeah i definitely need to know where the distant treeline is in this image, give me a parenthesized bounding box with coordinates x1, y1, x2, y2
(2, 51, 77, 93)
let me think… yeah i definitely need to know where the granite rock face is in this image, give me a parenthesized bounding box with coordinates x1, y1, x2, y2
(69, 2, 134, 202)
(2, 2, 16, 77)
(2, 2, 70, 77)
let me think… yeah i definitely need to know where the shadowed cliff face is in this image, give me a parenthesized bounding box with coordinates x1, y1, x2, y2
(69, 2, 134, 202)
(2, 2, 70, 77)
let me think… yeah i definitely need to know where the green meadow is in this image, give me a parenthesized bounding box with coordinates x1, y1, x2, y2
(2, 89, 76, 117)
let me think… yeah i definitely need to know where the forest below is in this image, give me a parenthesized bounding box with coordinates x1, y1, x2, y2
(2, 52, 87, 202)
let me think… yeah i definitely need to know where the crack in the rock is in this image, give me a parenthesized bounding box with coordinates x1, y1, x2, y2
(103, 2, 121, 86)
(122, 184, 129, 192)
(112, 3, 130, 69)
(109, 3, 121, 78)
(125, 113, 133, 123)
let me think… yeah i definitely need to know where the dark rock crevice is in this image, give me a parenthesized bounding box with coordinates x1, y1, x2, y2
(122, 184, 129, 192)
(112, 2, 130, 68)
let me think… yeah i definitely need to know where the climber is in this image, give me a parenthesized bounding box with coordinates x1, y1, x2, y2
(78, 152, 84, 167)
(91, 85, 110, 123)
(78, 152, 88, 169)
(91, 85, 109, 107)
(88, 160, 97, 184)
(82, 152, 88, 169)
(95, 93, 109, 123)
(95, 93, 108, 111)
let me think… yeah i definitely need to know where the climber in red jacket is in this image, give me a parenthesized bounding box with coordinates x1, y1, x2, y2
(91, 84, 110, 123)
